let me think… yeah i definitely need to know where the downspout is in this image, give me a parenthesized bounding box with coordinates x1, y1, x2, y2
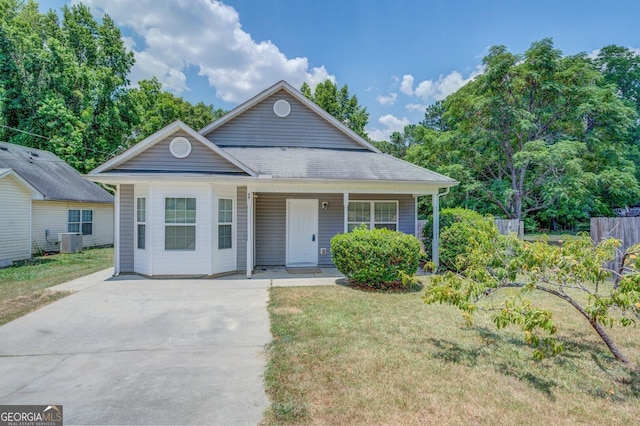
(432, 187, 450, 270)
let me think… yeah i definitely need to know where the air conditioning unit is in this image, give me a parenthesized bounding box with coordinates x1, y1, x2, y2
(59, 232, 83, 253)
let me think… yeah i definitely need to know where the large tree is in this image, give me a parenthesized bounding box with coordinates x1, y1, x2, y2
(0, 1, 136, 172)
(300, 80, 369, 139)
(127, 78, 226, 144)
(407, 39, 639, 223)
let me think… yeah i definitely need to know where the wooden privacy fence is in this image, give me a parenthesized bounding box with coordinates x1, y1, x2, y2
(590, 217, 640, 272)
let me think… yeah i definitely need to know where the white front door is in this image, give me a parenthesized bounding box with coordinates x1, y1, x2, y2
(286, 199, 318, 266)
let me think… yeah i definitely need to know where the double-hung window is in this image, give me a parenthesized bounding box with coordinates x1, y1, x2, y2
(165, 197, 196, 250)
(218, 198, 233, 249)
(137, 197, 146, 250)
(68, 209, 93, 235)
(348, 201, 398, 231)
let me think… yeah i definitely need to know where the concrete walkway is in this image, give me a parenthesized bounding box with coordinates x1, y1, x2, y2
(0, 268, 344, 425)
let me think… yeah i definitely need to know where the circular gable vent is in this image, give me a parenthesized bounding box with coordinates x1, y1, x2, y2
(273, 99, 291, 118)
(169, 136, 192, 158)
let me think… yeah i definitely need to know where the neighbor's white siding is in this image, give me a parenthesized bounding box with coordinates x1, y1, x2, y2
(0, 174, 32, 261)
(32, 201, 114, 253)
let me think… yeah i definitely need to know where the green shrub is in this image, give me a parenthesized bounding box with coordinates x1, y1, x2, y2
(423, 208, 499, 271)
(331, 226, 421, 288)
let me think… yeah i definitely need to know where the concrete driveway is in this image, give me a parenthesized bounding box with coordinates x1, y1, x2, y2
(0, 270, 288, 425)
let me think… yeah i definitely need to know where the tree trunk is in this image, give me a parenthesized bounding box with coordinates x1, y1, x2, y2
(498, 283, 630, 363)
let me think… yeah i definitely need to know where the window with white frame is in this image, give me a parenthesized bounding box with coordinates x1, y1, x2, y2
(68, 209, 93, 235)
(218, 198, 233, 249)
(348, 201, 398, 231)
(136, 197, 146, 250)
(165, 197, 196, 250)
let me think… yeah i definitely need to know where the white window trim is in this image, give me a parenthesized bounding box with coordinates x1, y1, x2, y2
(347, 200, 399, 231)
(218, 198, 233, 250)
(136, 197, 146, 250)
(68, 209, 93, 235)
(164, 196, 197, 251)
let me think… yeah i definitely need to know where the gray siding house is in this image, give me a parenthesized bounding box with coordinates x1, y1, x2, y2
(87, 81, 457, 277)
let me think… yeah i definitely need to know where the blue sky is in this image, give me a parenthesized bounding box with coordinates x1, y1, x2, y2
(37, 0, 640, 140)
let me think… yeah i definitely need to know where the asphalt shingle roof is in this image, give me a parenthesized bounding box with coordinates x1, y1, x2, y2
(0, 143, 113, 203)
(221, 147, 457, 183)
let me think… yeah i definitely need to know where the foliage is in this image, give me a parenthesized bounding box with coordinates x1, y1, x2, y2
(301, 79, 369, 139)
(127, 78, 226, 143)
(330, 226, 420, 289)
(423, 233, 640, 363)
(0, 1, 135, 172)
(406, 38, 640, 224)
(0, 1, 224, 172)
(422, 208, 499, 270)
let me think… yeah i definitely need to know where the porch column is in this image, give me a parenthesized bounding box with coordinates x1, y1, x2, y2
(343, 192, 349, 233)
(246, 191, 253, 278)
(432, 193, 440, 269)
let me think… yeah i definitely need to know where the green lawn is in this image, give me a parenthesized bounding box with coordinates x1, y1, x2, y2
(0, 247, 113, 325)
(264, 284, 640, 425)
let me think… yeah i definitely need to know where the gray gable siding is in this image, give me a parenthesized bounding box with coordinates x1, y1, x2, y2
(119, 184, 134, 272)
(205, 91, 366, 150)
(115, 131, 246, 174)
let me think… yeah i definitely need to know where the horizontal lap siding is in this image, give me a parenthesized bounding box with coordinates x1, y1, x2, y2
(32, 201, 114, 253)
(119, 184, 134, 273)
(237, 186, 247, 271)
(0, 175, 31, 261)
(255, 193, 286, 265)
(116, 130, 244, 173)
(207, 92, 363, 150)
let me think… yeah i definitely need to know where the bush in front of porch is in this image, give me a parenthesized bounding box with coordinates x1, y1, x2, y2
(331, 225, 421, 290)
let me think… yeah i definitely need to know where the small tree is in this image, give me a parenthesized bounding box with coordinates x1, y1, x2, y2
(423, 233, 640, 363)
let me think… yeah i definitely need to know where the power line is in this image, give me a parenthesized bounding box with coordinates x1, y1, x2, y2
(0, 124, 122, 157)
(0, 124, 50, 140)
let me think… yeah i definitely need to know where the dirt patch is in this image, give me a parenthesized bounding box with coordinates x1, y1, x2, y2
(0, 290, 72, 325)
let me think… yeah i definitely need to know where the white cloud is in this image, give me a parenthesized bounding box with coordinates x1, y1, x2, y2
(402, 67, 482, 102)
(366, 114, 410, 141)
(75, 0, 334, 103)
(377, 93, 397, 106)
(400, 75, 414, 96)
(405, 103, 426, 112)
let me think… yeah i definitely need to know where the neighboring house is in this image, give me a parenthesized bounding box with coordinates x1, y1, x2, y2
(0, 142, 114, 261)
(87, 81, 457, 277)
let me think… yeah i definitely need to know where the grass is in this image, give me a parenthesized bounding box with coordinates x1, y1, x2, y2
(0, 247, 113, 325)
(264, 282, 640, 425)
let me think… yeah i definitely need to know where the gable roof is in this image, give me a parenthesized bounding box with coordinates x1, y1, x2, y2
(0, 168, 44, 199)
(90, 120, 257, 176)
(0, 143, 113, 203)
(199, 80, 381, 153)
(221, 147, 458, 185)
